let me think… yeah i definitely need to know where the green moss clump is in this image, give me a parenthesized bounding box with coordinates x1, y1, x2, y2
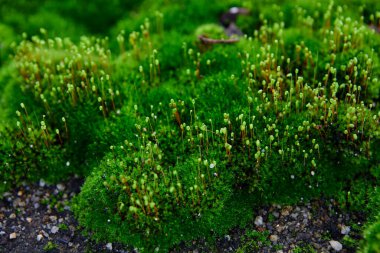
(1, 0, 380, 251)
(361, 187, 380, 252)
(195, 24, 227, 39)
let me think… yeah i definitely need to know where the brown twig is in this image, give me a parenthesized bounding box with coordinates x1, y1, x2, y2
(198, 35, 239, 45)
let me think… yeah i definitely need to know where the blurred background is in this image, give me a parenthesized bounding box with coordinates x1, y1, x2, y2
(1, 0, 380, 48)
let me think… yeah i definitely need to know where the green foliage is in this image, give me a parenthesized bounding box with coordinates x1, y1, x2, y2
(343, 235, 360, 250)
(43, 0, 141, 34)
(0, 23, 16, 65)
(361, 187, 380, 253)
(0, 34, 124, 188)
(195, 24, 226, 39)
(58, 223, 69, 231)
(236, 230, 270, 252)
(362, 217, 380, 253)
(0, 0, 141, 35)
(43, 241, 57, 252)
(292, 244, 318, 253)
(1, 0, 380, 252)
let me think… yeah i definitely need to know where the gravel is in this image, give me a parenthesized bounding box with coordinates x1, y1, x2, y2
(0, 178, 364, 253)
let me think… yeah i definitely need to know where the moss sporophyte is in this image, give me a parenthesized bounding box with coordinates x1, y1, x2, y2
(2, 1, 380, 252)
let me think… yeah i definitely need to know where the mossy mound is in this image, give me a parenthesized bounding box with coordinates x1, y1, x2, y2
(1, 0, 380, 251)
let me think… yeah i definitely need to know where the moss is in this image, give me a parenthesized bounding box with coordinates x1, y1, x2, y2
(1, 0, 380, 251)
(361, 190, 380, 253)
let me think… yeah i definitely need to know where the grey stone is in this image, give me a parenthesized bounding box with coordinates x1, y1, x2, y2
(341, 225, 350, 235)
(254, 216, 264, 226)
(37, 234, 43, 242)
(329, 240, 343, 252)
(270, 234, 278, 242)
(39, 179, 46, 187)
(57, 184, 65, 191)
(51, 226, 59, 234)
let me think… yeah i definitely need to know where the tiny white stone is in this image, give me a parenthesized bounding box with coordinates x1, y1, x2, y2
(106, 243, 113, 251)
(37, 234, 43, 241)
(254, 216, 264, 226)
(51, 226, 59, 234)
(341, 225, 351, 235)
(9, 232, 17, 239)
(57, 184, 65, 191)
(329, 240, 343, 251)
(40, 179, 46, 187)
(41, 230, 49, 238)
(49, 216, 57, 222)
(270, 234, 278, 242)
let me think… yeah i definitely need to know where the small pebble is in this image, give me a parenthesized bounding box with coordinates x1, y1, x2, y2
(106, 243, 113, 251)
(26, 217, 32, 223)
(57, 238, 68, 244)
(41, 230, 49, 238)
(39, 179, 46, 187)
(57, 184, 65, 191)
(291, 213, 298, 219)
(254, 216, 264, 226)
(37, 234, 43, 242)
(341, 225, 350, 235)
(281, 209, 290, 216)
(270, 234, 278, 242)
(9, 232, 17, 239)
(49, 216, 57, 222)
(51, 226, 59, 234)
(329, 240, 343, 252)
(276, 225, 285, 233)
